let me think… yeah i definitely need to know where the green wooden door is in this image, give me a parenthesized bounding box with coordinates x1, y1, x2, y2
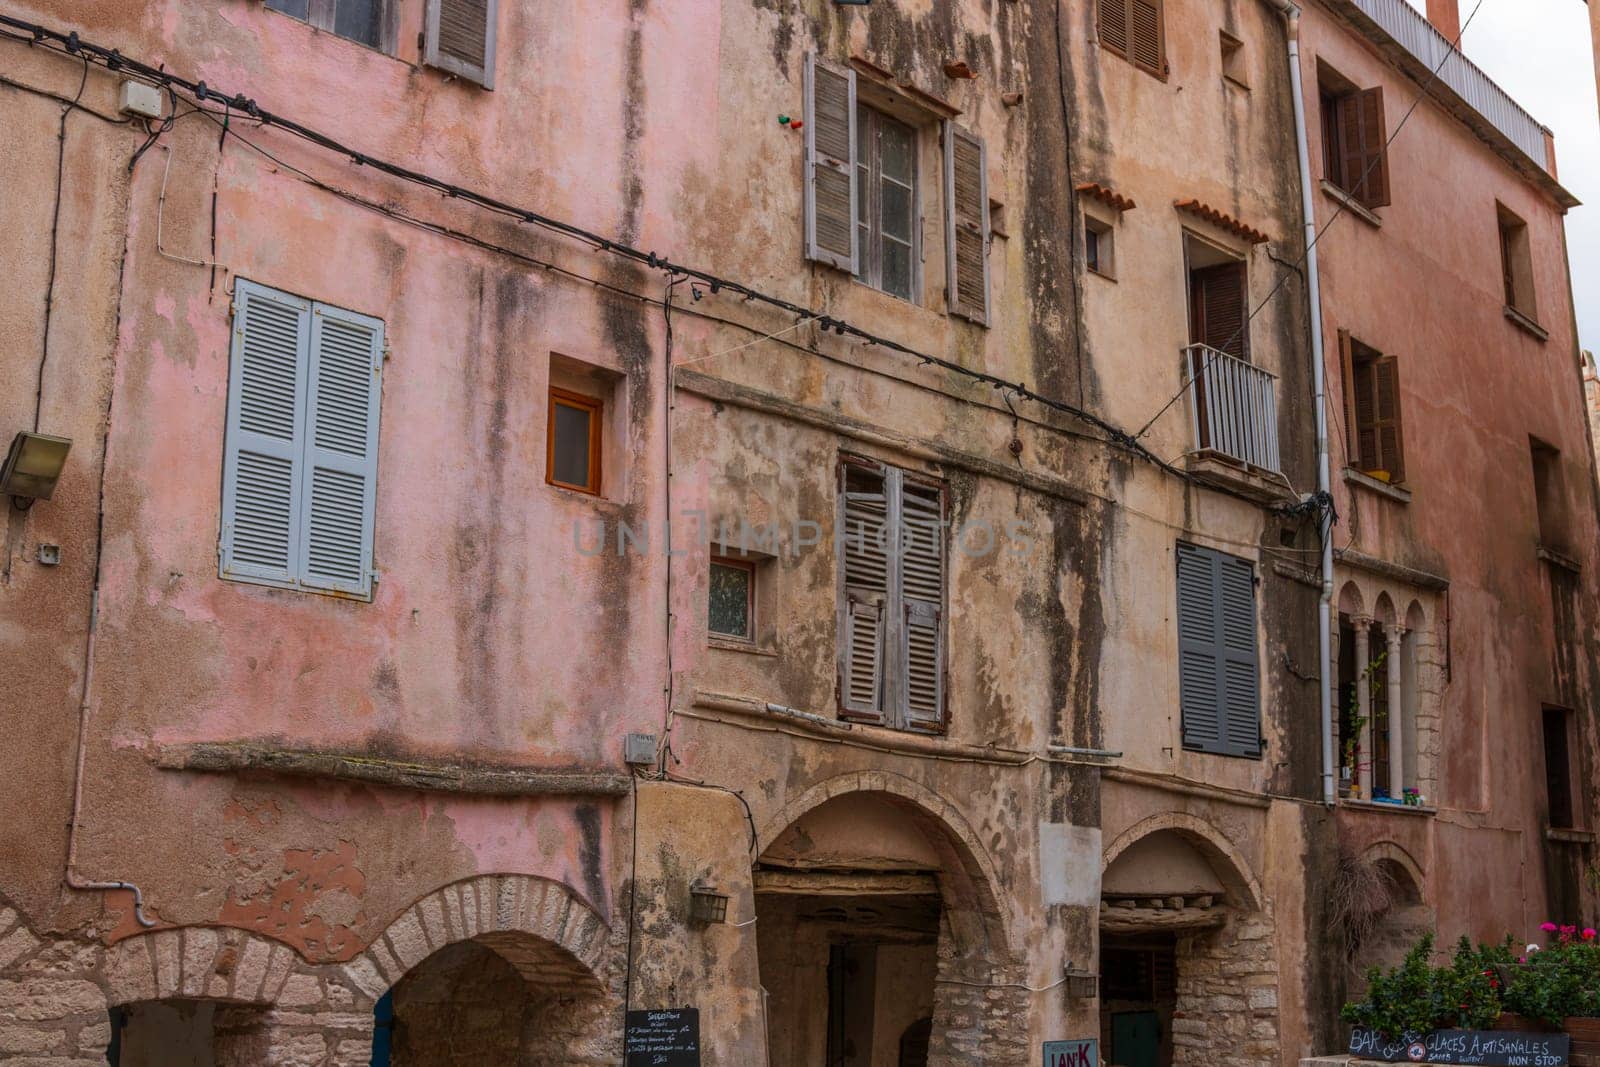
(1110, 1011, 1160, 1067)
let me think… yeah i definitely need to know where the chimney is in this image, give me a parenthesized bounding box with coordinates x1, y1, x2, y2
(1426, 0, 1462, 43)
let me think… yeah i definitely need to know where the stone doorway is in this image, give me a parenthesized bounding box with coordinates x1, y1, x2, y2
(1099, 937, 1177, 1067)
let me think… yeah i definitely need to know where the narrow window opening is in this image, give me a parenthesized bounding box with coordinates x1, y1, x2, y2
(855, 104, 919, 302)
(547, 388, 603, 495)
(1498, 203, 1538, 322)
(1085, 214, 1116, 279)
(1530, 437, 1569, 552)
(1543, 707, 1576, 830)
(709, 556, 756, 642)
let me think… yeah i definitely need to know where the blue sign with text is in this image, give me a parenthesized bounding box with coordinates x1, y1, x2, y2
(1043, 1038, 1099, 1067)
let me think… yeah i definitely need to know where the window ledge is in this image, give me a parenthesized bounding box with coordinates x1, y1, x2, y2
(708, 637, 778, 657)
(1546, 826, 1595, 844)
(1343, 467, 1411, 503)
(1338, 798, 1437, 817)
(1320, 180, 1382, 228)
(1504, 305, 1550, 342)
(1088, 266, 1118, 283)
(1537, 544, 1582, 574)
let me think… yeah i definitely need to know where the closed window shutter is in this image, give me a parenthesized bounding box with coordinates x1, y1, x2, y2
(805, 56, 858, 272)
(424, 0, 498, 89)
(1177, 543, 1261, 757)
(1372, 356, 1404, 482)
(1129, 0, 1164, 76)
(1353, 356, 1378, 472)
(943, 122, 990, 324)
(1176, 544, 1223, 754)
(1098, 0, 1128, 58)
(299, 304, 384, 597)
(1217, 552, 1262, 757)
(1356, 87, 1390, 208)
(221, 281, 311, 587)
(1192, 262, 1249, 360)
(900, 481, 945, 729)
(840, 462, 888, 721)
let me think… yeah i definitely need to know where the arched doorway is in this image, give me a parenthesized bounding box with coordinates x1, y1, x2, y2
(755, 779, 1019, 1067)
(1343, 845, 1432, 995)
(1099, 817, 1276, 1067)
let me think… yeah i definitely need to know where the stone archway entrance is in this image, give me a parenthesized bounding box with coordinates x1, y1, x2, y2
(1099, 819, 1278, 1067)
(755, 781, 1022, 1067)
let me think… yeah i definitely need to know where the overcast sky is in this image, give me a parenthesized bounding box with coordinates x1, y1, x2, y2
(1399, 0, 1599, 353)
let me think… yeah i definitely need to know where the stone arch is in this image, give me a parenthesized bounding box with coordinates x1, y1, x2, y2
(1101, 812, 1265, 912)
(1404, 600, 1427, 633)
(340, 874, 612, 1003)
(1337, 580, 1366, 618)
(1361, 841, 1426, 904)
(756, 770, 1015, 960)
(1372, 591, 1397, 627)
(100, 927, 302, 1008)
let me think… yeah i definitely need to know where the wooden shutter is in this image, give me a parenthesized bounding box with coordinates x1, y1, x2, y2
(1098, 0, 1128, 59)
(1355, 87, 1389, 208)
(805, 55, 858, 272)
(1217, 551, 1262, 757)
(1371, 355, 1404, 482)
(1177, 543, 1260, 757)
(1129, 0, 1165, 76)
(299, 304, 384, 597)
(839, 462, 888, 721)
(944, 123, 990, 325)
(900, 480, 945, 729)
(1190, 261, 1249, 360)
(1352, 356, 1379, 473)
(1176, 543, 1224, 754)
(221, 281, 311, 587)
(424, 0, 498, 89)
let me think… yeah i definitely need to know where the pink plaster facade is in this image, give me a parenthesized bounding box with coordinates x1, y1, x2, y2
(0, 0, 1594, 1065)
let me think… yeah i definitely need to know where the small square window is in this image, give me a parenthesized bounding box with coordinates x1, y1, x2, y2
(547, 388, 603, 494)
(709, 557, 756, 641)
(1085, 215, 1115, 278)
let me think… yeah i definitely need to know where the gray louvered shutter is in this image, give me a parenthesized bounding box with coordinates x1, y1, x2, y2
(804, 55, 858, 272)
(943, 122, 990, 324)
(424, 0, 498, 89)
(299, 303, 383, 599)
(839, 462, 888, 721)
(221, 281, 311, 587)
(1217, 552, 1262, 757)
(900, 480, 945, 729)
(1176, 543, 1223, 753)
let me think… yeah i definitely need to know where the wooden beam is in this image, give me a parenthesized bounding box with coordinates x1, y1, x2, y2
(754, 869, 940, 896)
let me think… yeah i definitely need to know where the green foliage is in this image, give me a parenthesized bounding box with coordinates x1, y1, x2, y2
(1502, 928, 1600, 1027)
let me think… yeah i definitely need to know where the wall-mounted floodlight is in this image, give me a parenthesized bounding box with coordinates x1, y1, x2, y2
(1, 432, 72, 503)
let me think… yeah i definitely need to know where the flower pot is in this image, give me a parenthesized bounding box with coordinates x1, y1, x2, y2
(1565, 1016, 1600, 1059)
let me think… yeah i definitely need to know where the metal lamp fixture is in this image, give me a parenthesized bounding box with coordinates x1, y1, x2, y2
(1064, 965, 1098, 1000)
(688, 880, 730, 925)
(1, 432, 72, 503)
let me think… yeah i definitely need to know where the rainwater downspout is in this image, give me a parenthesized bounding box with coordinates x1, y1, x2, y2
(1265, 0, 1337, 807)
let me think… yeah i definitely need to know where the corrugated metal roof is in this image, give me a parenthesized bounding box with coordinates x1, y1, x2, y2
(1348, 0, 1551, 171)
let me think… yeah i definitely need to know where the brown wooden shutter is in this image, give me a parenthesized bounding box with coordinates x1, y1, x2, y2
(944, 123, 990, 324)
(1355, 87, 1390, 208)
(1352, 356, 1379, 473)
(1190, 262, 1249, 360)
(1338, 329, 1360, 466)
(839, 460, 888, 721)
(1099, 0, 1128, 58)
(1372, 355, 1404, 482)
(899, 480, 945, 730)
(423, 0, 498, 89)
(805, 56, 858, 272)
(1130, 0, 1165, 76)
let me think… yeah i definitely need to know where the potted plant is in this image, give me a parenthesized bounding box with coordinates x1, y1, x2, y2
(1502, 924, 1600, 1057)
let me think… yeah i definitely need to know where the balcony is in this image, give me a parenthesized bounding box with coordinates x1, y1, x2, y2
(1184, 344, 1285, 493)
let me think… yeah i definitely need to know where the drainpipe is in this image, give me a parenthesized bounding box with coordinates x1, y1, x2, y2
(1264, 0, 1337, 806)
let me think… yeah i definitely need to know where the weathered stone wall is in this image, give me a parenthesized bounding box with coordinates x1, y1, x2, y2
(1173, 910, 1282, 1067)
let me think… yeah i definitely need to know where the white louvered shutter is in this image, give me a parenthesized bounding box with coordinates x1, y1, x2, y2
(299, 304, 383, 598)
(839, 462, 888, 721)
(900, 480, 945, 729)
(424, 0, 499, 89)
(804, 55, 858, 272)
(1176, 543, 1223, 754)
(1217, 552, 1262, 757)
(943, 122, 990, 324)
(221, 281, 311, 587)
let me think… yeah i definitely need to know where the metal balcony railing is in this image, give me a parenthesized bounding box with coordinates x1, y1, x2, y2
(1184, 344, 1282, 475)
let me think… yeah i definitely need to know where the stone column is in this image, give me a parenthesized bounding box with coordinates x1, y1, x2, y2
(1386, 624, 1406, 800)
(1352, 617, 1373, 798)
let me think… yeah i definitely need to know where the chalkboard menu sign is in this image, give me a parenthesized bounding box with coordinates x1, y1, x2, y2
(1349, 1027, 1569, 1064)
(625, 1007, 701, 1066)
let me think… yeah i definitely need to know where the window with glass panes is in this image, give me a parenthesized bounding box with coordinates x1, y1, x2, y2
(854, 105, 917, 301)
(708, 557, 756, 642)
(266, 0, 386, 50)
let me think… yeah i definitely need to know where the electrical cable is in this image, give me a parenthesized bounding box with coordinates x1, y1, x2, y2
(33, 53, 88, 433)
(0, 14, 1227, 500)
(1132, 0, 1492, 444)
